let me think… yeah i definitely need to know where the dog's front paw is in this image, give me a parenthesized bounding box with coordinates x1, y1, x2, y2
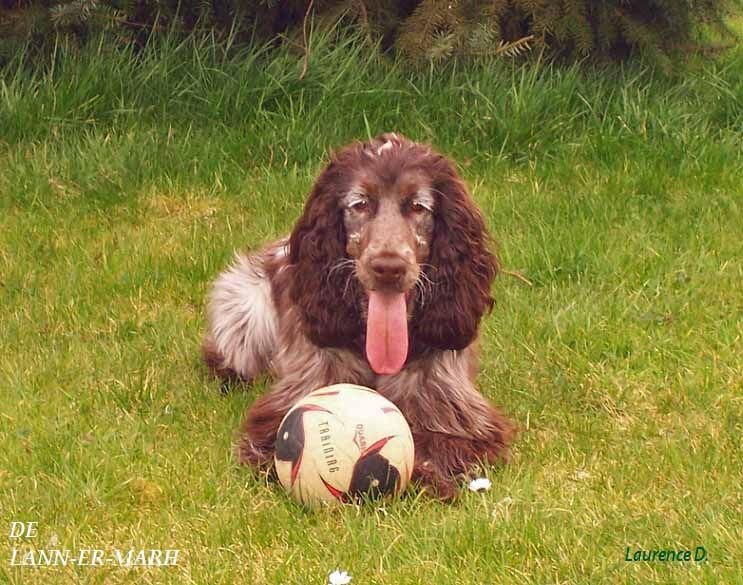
(411, 459, 460, 502)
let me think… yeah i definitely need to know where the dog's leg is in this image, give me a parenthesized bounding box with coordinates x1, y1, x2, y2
(379, 349, 514, 500)
(237, 340, 374, 469)
(237, 373, 336, 469)
(203, 252, 279, 383)
(237, 386, 296, 469)
(411, 417, 512, 501)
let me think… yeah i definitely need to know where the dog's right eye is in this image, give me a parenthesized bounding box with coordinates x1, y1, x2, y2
(348, 199, 369, 213)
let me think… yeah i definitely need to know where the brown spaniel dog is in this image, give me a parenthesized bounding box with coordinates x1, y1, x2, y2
(203, 133, 513, 499)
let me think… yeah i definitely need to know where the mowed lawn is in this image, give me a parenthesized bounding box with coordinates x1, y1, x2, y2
(1, 28, 741, 584)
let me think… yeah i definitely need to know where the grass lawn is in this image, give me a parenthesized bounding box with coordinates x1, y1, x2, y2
(1, 24, 741, 585)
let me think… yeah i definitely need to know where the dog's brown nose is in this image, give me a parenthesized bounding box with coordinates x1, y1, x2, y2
(370, 255, 407, 284)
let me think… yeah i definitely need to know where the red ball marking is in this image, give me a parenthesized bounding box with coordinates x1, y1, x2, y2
(310, 390, 341, 397)
(320, 477, 345, 502)
(360, 435, 394, 458)
(290, 452, 303, 487)
(301, 403, 331, 412)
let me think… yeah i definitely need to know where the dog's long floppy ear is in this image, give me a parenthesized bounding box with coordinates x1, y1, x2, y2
(288, 159, 363, 348)
(411, 158, 498, 350)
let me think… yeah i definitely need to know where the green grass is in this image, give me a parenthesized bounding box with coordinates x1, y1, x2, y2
(1, 25, 742, 585)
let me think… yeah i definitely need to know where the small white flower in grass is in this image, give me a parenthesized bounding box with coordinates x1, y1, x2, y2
(49, 533, 59, 547)
(468, 477, 492, 492)
(574, 469, 591, 481)
(329, 569, 352, 585)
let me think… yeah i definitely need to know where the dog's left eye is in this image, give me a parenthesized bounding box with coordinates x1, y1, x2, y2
(410, 201, 432, 214)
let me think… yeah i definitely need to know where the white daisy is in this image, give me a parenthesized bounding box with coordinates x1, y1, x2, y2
(468, 477, 492, 492)
(329, 569, 352, 585)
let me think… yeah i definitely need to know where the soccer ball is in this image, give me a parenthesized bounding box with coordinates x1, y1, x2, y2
(274, 383, 415, 507)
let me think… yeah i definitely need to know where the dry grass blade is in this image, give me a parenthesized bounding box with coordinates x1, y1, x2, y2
(495, 35, 534, 58)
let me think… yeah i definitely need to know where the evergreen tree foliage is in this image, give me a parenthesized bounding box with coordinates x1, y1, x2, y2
(0, 0, 738, 67)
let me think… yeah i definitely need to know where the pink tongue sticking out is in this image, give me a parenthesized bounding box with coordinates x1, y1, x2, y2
(366, 291, 408, 375)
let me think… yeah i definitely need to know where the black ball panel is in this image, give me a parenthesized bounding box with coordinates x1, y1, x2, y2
(348, 452, 400, 497)
(275, 407, 307, 463)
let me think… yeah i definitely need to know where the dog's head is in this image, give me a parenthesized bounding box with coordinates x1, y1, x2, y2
(288, 133, 498, 374)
